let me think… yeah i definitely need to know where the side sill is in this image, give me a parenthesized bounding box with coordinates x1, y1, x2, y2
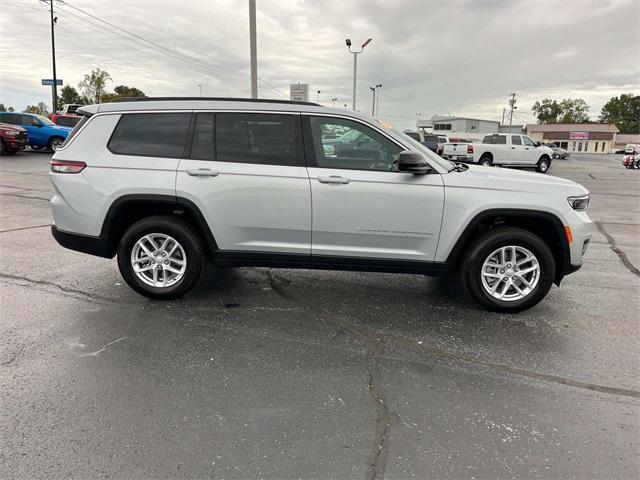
(213, 250, 452, 276)
(51, 225, 114, 259)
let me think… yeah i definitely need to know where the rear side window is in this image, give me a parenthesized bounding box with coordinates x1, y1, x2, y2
(483, 135, 506, 145)
(61, 115, 90, 147)
(0, 113, 21, 125)
(108, 113, 191, 158)
(55, 116, 81, 127)
(216, 113, 298, 166)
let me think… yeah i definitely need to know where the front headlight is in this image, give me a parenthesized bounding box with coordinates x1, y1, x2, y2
(3, 130, 19, 136)
(568, 194, 590, 211)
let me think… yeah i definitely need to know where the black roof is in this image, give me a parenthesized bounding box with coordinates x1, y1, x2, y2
(110, 96, 321, 106)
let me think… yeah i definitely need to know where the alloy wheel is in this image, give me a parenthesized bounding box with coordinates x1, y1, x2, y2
(480, 245, 540, 302)
(130, 233, 187, 288)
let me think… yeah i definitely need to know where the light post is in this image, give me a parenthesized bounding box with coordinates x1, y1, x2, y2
(345, 37, 372, 111)
(369, 86, 376, 116)
(374, 83, 382, 116)
(317, 90, 321, 103)
(198, 84, 203, 97)
(331, 97, 338, 107)
(249, 0, 258, 98)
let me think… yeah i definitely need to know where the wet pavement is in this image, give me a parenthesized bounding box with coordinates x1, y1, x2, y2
(1, 151, 638, 479)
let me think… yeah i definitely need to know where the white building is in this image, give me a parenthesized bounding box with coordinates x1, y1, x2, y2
(416, 115, 500, 141)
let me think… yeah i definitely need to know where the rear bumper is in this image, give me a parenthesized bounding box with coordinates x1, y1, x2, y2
(443, 154, 473, 162)
(51, 225, 113, 258)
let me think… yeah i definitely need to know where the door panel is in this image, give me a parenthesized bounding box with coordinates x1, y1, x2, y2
(176, 112, 311, 254)
(521, 136, 538, 164)
(306, 115, 444, 261)
(506, 135, 524, 164)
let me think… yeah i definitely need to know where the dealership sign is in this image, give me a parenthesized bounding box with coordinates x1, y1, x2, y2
(569, 132, 589, 140)
(290, 83, 309, 102)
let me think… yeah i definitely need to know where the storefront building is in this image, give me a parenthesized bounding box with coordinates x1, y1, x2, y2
(526, 124, 619, 154)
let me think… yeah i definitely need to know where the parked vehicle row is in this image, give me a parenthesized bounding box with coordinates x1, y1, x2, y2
(0, 123, 28, 155)
(542, 142, 569, 159)
(0, 112, 71, 151)
(49, 97, 594, 312)
(622, 153, 640, 169)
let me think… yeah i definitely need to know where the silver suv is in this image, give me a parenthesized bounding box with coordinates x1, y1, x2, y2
(50, 98, 595, 312)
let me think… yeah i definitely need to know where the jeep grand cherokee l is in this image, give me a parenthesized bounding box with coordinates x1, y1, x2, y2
(49, 97, 595, 312)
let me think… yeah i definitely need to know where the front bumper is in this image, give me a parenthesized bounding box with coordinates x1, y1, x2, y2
(3, 137, 27, 151)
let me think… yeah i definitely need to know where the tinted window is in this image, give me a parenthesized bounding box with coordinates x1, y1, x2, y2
(0, 113, 20, 125)
(190, 113, 214, 160)
(216, 113, 298, 166)
(61, 115, 90, 147)
(483, 135, 506, 144)
(55, 116, 81, 127)
(511, 135, 522, 145)
(310, 116, 402, 171)
(108, 113, 191, 157)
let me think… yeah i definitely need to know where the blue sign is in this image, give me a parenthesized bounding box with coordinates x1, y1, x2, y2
(41, 79, 63, 86)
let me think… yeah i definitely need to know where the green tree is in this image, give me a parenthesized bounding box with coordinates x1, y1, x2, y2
(57, 85, 84, 107)
(532, 98, 590, 124)
(23, 103, 49, 116)
(531, 99, 562, 124)
(101, 84, 146, 103)
(599, 94, 640, 133)
(558, 98, 590, 123)
(78, 68, 112, 104)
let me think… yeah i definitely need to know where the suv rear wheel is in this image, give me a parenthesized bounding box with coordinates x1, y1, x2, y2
(460, 227, 555, 312)
(117, 215, 206, 299)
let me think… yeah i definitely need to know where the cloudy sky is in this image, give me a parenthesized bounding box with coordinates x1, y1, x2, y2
(1, 0, 638, 129)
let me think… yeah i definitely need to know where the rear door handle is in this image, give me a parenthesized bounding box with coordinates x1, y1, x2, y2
(318, 176, 350, 184)
(186, 168, 219, 177)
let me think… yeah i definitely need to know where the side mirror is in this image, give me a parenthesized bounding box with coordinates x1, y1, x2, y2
(397, 150, 431, 174)
(535, 142, 541, 147)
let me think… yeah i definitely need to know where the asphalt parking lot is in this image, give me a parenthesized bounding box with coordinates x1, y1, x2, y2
(1, 150, 638, 479)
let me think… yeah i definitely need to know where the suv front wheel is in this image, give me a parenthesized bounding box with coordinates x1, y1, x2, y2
(117, 215, 206, 299)
(460, 227, 555, 312)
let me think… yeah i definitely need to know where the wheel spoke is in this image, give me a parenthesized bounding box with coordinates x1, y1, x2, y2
(516, 255, 532, 266)
(164, 264, 182, 274)
(515, 275, 532, 289)
(134, 264, 154, 273)
(518, 265, 538, 275)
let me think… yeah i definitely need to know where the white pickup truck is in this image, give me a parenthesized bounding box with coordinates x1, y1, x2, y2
(442, 134, 554, 173)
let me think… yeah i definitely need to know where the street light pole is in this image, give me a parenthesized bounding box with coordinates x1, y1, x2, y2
(375, 84, 382, 117)
(317, 90, 321, 103)
(345, 38, 371, 111)
(249, 0, 258, 98)
(198, 84, 203, 97)
(331, 97, 337, 107)
(369, 86, 376, 116)
(48, 0, 58, 113)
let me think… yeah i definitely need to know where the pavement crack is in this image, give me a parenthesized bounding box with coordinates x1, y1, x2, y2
(366, 337, 391, 480)
(76, 337, 126, 357)
(595, 222, 640, 278)
(0, 345, 25, 366)
(0, 273, 125, 305)
(0, 224, 50, 234)
(265, 268, 291, 298)
(0, 192, 50, 201)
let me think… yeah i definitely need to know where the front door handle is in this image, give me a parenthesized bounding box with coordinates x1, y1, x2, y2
(318, 176, 350, 184)
(186, 168, 219, 177)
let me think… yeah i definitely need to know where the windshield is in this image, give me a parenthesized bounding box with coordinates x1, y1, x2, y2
(388, 126, 456, 171)
(35, 114, 54, 126)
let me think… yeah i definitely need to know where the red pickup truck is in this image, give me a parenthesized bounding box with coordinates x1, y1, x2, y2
(0, 123, 28, 155)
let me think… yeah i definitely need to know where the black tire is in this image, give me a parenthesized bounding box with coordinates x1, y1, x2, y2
(30, 145, 43, 151)
(460, 227, 556, 313)
(536, 156, 551, 173)
(479, 155, 493, 167)
(117, 215, 207, 300)
(48, 137, 65, 152)
(0, 139, 6, 156)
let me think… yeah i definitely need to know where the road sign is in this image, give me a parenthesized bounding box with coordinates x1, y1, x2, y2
(290, 83, 309, 102)
(42, 79, 63, 86)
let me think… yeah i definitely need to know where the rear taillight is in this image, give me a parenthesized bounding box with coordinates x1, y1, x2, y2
(467, 145, 474, 154)
(51, 160, 86, 174)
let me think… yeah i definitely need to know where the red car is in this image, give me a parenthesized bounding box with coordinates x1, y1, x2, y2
(49, 114, 82, 128)
(0, 122, 28, 155)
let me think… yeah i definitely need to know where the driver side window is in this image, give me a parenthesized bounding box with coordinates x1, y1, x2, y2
(522, 136, 535, 146)
(309, 116, 402, 171)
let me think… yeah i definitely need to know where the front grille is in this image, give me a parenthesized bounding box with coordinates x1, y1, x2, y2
(17, 131, 27, 140)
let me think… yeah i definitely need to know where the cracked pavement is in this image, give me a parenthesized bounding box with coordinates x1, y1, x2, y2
(1, 151, 639, 479)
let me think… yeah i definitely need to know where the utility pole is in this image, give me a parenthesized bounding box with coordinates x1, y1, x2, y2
(345, 37, 372, 110)
(46, 0, 59, 113)
(198, 84, 203, 97)
(331, 97, 337, 107)
(508, 93, 517, 129)
(317, 90, 321, 103)
(501, 108, 505, 125)
(249, 0, 258, 98)
(374, 83, 382, 117)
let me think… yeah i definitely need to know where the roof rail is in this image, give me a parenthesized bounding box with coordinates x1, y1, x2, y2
(109, 96, 321, 106)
